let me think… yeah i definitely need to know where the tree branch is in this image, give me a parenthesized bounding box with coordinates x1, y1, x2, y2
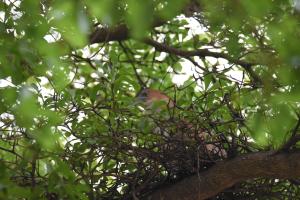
(87, 2, 263, 85)
(143, 38, 262, 84)
(89, 19, 165, 44)
(145, 151, 300, 200)
(89, 24, 130, 44)
(89, 25, 262, 84)
(278, 115, 300, 152)
(89, 0, 201, 44)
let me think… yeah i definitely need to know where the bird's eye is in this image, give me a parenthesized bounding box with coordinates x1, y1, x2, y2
(136, 90, 148, 101)
(140, 91, 148, 97)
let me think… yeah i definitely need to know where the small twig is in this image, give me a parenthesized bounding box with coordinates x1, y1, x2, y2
(119, 41, 147, 88)
(277, 114, 300, 152)
(143, 38, 263, 85)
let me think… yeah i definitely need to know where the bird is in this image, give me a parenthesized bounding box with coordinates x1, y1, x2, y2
(135, 88, 175, 110)
(135, 88, 227, 158)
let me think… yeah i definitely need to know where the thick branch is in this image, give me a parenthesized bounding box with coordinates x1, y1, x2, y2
(89, 19, 165, 44)
(88, 2, 262, 84)
(145, 151, 300, 200)
(90, 24, 130, 44)
(89, 0, 201, 44)
(89, 27, 261, 84)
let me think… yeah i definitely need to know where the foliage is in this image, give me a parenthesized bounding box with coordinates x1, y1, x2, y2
(1, 0, 300, 199)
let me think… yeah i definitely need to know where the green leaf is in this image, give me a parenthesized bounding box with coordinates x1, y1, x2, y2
(126, 0, 154, 38)
(51, 63, 70, 91)
(247, 112, 269, 146)
(50, 1, 89, 47)
(159, 0, 187, 20)
(14, 88, 39, 128)
(86, 0, 122, 25)
(269, 103, 297, 147)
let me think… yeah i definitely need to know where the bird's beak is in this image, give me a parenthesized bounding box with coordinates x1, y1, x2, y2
(132, 95, 143, 106)
(134, 89, 145, 104)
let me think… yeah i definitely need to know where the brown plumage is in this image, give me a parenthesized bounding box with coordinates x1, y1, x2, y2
(136, 88, 227, 158)
(136, 88, 175, 109)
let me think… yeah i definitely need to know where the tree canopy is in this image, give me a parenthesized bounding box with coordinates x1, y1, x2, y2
(1, 0, 300, 199)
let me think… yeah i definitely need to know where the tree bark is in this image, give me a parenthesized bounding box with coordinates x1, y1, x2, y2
(144, 151, 300, 200)
(89, 0, 200, 44)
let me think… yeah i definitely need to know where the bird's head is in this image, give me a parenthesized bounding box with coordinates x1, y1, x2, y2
(135, 88, 174, 110)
